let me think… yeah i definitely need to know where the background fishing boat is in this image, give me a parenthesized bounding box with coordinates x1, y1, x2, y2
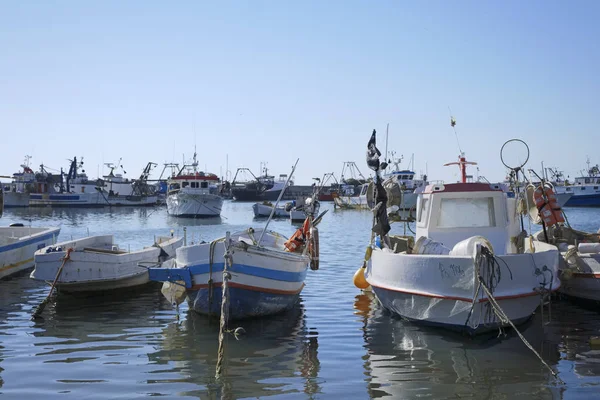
(166, 152, 223, 217)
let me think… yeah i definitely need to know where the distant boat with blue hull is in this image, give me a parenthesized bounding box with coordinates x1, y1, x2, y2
(554, 160, 600, 207)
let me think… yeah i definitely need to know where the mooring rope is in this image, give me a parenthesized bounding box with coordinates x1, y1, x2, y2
(463, 245, 562, 383)
(216, 233, 233, 379)
(477, 275, 564, 384)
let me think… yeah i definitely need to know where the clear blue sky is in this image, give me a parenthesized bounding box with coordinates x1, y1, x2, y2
(1, 1, 599, 184)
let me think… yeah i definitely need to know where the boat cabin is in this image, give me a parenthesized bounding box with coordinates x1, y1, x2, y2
(387, 170, 427, 190)
(415, 182, 519, 255)
(168, 172, 219, 195)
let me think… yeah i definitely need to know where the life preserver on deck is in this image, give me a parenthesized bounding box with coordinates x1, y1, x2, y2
(309, 226, 319, 270)
(533, 183, 565, 227)
(284, 217, 311, 253)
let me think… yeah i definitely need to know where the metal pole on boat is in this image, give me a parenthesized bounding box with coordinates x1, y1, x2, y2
(257, 158, 299, 246)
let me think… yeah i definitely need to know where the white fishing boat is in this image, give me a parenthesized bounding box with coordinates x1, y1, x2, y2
(98, 160, 159, 206)
(2, 155, 36, 207)
(29, 157, 104, 207)
(290, 197, 320, 223)
(357, 132, 560, 334)
(333, 182, 370, 209)
(31, 234, 183, 292)
(0, 225, 61, 279)
(252, 201, 290, 218)
(166, 152, 223, 217)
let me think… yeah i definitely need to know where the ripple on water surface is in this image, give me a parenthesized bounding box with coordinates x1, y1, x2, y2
(0, 203, 599, 398)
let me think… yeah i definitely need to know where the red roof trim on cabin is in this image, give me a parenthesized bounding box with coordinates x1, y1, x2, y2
(172, 174, 219, 181)
(423, 182, 504, 194)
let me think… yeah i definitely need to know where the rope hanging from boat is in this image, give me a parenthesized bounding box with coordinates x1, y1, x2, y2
(216, 233, 233, 379)
(464, 245, 562, 384)
(208, 238, 224, 318)
(477, 274, 564, 384)
(464, 246, 513, 330)
(32, 248, 74, 319)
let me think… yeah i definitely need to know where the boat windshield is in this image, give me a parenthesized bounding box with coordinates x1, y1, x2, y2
(438, 197, 496, 228)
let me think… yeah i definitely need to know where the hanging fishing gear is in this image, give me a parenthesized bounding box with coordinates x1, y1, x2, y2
(366, 129, 392, 247)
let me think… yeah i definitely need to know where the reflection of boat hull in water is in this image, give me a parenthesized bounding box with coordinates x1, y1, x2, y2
(104, 194, 158, 206)
(357, 293, 561, 399)
(149, 303, 320, 399)
(149, 228, 310, 319)
(29, 192, 104, 207)
(31, 235, 183, 292)
(0, 226, 61, 279)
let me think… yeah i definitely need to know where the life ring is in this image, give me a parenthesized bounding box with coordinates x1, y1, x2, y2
(309, 226, 319, 270)
(533, 183, 565, 227)
(284, 217, 311, 252)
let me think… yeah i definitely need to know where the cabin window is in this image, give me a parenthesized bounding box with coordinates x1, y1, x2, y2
(81, 187, 85, 193)
(594, 186, 599, 190)
(182, 182, 189, 188)
(418, 198, 429, 222)
(438, 197, 496, 228)
(360, 185, 369, 195)
(201, 182, 208, 189)
(190, 182, 199, 188)
(566, 187, 572, 192)
(581, 187, 586, 191)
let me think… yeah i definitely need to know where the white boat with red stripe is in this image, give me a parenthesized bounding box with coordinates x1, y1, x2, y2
(362, 133, 560, 334)
(166, 152, 223, 218)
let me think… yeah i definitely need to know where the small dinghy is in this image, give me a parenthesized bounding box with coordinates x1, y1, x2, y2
(0, 225, 61, 279)
(31, 234, 183, 292)
(252, 201, 290, 218)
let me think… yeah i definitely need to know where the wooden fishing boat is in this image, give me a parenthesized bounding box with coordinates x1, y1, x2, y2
(148, 226, 318, 319)
(31, 234, 183, 292)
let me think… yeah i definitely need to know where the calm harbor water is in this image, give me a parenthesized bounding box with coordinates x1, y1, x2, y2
(1, 202, 600, 399)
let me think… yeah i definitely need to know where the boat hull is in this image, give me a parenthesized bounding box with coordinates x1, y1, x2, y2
(149, 229, 310, 319)
(559, 252, 600, 302)
(166, 193, 223, 217)
(0, 227, 60, 279)
(252, 202, 288, 218)
(563, 193, 600, 207)
(366, 242, 560, 334)
(2, 192, 29, 207)
(31, 235, 183, 292)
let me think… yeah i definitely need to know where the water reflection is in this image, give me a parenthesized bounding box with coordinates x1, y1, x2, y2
(355, 293, 562, 399)
(167, 215, 223, 227)
(149, 302, 321, 398)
